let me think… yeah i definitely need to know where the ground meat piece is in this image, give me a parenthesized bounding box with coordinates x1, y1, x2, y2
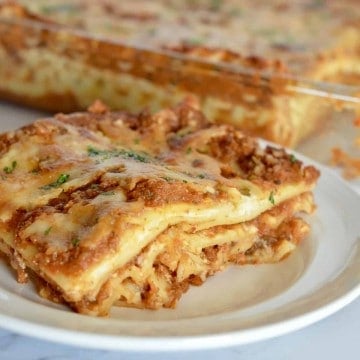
(127, 178, 206, 206)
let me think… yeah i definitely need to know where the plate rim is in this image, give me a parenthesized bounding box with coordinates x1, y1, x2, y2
(0, 277, 359, 352)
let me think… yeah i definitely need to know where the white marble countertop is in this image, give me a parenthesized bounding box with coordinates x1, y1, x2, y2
(0, 102, 359, 360)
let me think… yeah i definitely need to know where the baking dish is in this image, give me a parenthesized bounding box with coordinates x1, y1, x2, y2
(0, 1, 359, 149)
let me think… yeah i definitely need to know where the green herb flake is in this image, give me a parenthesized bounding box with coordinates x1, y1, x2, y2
(133, 138, 140, 145)
(71, 238, 80, 247)
(186, 147, 192, 154)
(147, 27, 156, 36)
(87, 146, 103, 157)
(44, 226, 52, 236)
(41, 173, 70, 190)
(186, 37, 204, 46)
(87, 146, 149, 163)
(176, 128, 192, 138)
(228, 7, 243, 17)
(182, 180, 188, 184)
(210, 0, 222, 11)
(3, 160, 17, 174)
(269, 191, 275, 205)
(161, 176, 173, 182)
(31, 168, 40, 174)
(123, 150, 148, 163)
(290, 154, 297, 164)
(56, 173, 70, 184)
(197, 174, 206, 179)
(41, 4, 82, 15)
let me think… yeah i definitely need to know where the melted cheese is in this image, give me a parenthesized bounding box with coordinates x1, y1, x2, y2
(0, 103, 319, 313)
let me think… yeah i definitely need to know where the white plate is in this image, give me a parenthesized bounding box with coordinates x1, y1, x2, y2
(0, 103, 359, 352)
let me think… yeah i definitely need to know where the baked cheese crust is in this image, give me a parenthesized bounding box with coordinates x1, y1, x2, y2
(0, 100, 319, 315)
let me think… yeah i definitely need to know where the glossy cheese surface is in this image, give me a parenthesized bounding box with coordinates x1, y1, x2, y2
(0, 101, 319, 314)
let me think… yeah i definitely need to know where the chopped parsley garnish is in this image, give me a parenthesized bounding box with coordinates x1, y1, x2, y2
(41, 4, 81, 15)
(71, 238, 80, 247)
(228, 7, 243, 17)
(290, 154, 297, 164)
(41, 173, 70, 190)
(3, 160, 17, 174)
(197, 174, 206, 179)
(186, 37, 204, 45)
(186, 147, 192, 154)
(87, 146, 149, 163)
(147, 27, 156, 36)
(133, 138, 140, 145)
(210, 0, 223, 11)
(119, 149, 149, 163)
(269, 191, 275, 205)
(176, 128, 192, 138)
(31, 168, 40, 174)
(44, 227, 52, 236)
(87, 146, 103, 156)
(56, 173, 70, 184)
(161, 176, 173, 182)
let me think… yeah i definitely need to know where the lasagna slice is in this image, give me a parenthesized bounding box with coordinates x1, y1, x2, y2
(0, 100, 319, 316)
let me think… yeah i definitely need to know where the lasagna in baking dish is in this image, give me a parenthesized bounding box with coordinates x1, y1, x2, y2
(0, 1, 359, 147)
(0, 100, 319, 315)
